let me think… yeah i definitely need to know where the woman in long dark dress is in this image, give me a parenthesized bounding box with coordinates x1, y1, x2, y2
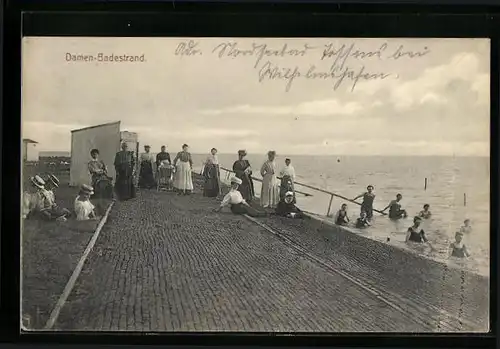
(203, 148, 220, 197)
(232, 150, 255, 203)
(114, 142, 136, 201)
(138, 145, 156, 189)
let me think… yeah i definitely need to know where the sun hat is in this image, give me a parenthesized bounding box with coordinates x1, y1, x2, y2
(30, 175, 45, 189)
(285, 191, 294, 197)
(230, 177, 242, 185)
(80, 184, 94, 195)
(47, 174, 60, 188)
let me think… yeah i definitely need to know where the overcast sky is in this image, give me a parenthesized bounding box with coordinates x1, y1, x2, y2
(21, 37, 490, 156)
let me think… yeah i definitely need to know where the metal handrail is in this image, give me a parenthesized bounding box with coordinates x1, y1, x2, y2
(218, 166, 387, 217)
(218, 166, 312, 197)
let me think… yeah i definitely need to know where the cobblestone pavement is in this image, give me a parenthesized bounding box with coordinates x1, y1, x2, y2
(54, 186, 470, 332)
(257, 215, 489, 332)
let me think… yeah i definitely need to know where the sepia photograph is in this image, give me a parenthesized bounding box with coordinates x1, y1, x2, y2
(20, 37, 490, 332)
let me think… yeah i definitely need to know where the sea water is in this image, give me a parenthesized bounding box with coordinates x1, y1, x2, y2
(192, 154, 490, 277)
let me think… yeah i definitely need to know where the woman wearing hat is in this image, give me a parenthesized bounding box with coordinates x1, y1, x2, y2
(139, 145, 156, 189)
(74, 184, 98, 221)
(23, 175, 44, 219)
(232, 150, 255, 203)
(275, 191, 303, 219)
(30, 175, 69, 221)
(114, 142, 136, 201)
(173, 144, 194, 195)
(214, 177, 266, 217)
(260, 151, 280, 209)
(44, 174, 71, 217)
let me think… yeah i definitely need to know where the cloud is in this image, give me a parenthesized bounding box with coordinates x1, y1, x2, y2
(200, 99, 363, 117)
(391, 52, 489, 111)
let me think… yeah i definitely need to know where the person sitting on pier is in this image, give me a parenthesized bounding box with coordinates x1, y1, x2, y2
(460, 219, 472, 234)
(44, 174, 72, 218)
(334, 204, 350, 226)
(355, 211, 371, 229)
(30, 175, 69, 222)
(382, 194, 408, 220)
(23, 175, 44, 219)
(74, 184, 99, 221)
(418, 204, 432, 219)
(279, 158, 296, 201)
(405, 217, 429, 244)
(352, 185, 375, 221)
(449, 231, 470, 258)
(214, 177, 267, 217)
(275, 191, 303, 219)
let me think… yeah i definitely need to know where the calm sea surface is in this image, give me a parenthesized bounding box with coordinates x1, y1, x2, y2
(191, 154, 490, 277)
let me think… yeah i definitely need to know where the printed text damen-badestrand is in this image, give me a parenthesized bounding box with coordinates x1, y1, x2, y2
(65, 53, 146, 63)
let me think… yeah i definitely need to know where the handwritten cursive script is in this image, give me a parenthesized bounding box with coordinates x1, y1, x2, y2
(321, 43, 388, 71)
(175, 40, 202, 56)
(258, 60, 393, 92)
(212, 42, 315, 69)
(173, 39, 432, 93)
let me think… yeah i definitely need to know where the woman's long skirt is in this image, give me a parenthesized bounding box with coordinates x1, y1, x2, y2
(236, 175, 255, 203)
(174, 161, 194, 192)
(261, 174, 279, 208)
(115, 171, 136, 201)
(279, 175, 295, 200)
(203, 165, 220, 197)
(139, 162, 156, 189)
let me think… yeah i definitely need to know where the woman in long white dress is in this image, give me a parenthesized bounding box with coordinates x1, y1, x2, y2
(260, 150, 280, 208)
(173, 144, 194, 195)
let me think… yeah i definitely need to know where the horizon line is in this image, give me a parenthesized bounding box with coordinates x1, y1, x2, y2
(34, 151, 489, 158)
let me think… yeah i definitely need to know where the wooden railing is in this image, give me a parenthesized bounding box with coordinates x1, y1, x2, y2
(217, 166, 387, 217)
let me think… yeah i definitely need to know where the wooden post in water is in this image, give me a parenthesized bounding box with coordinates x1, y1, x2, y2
(424, 178, 427, 190)
(464, 193, 467, 206)
(327, 194, 334, 217)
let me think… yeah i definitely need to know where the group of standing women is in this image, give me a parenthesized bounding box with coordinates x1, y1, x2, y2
(230, 150, 292, 209)
(114, 142, 294, 208)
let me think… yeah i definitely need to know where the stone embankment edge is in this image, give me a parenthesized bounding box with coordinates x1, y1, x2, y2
(216, 173, 486, 280)
(35, 200, 116, 331)
(304, 211, 488, 280)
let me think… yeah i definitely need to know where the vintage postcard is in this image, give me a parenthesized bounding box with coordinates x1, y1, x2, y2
(21, 37, 490, 332)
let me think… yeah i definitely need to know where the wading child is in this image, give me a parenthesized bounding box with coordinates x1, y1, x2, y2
(383, 194, 408, 220)
(334, 204, 350, 226)
(355, 211, 371, 229)
(418, 204, 432, 219)
(405, 216, 431, 246)
(460, 219, 472, 234)
(449, 231, 470, 258)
